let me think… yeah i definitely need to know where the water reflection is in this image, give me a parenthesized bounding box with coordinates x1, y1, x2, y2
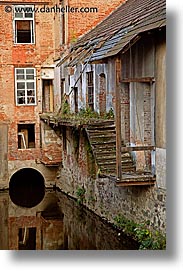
(0, 189, 138, 250)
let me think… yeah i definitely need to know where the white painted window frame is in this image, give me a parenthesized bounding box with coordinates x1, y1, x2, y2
(15, 68, 37, 106)
(13, 5, 35, 44)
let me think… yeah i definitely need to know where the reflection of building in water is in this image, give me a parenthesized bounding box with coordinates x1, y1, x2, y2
(1, 190, 139, 250)
(8, 191, 64, 250)
(9, 213, 64, 250)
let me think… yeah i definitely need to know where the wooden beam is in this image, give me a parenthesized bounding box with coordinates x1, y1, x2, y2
(122, 145, 155, 152)
(50, 82, 54, 113)
(116, 181, 155, 186)
(115, 57, 122, 180)
(121, 77, 155, 83)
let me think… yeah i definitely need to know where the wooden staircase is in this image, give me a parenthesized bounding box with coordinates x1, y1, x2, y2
(85, 120, 135, 176)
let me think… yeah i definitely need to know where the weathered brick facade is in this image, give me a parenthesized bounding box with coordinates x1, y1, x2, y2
(0, 0, 122, 187)
(65, 0, 125, 44)
(0, 0, 62, 187)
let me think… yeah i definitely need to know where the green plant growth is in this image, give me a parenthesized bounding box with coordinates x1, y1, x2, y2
(60, 99, 70, 116)
(103, 108, 114, 119)
(76, 186, 86, 205)
(114, 214, 166, 250)
(58, 104, 115, 125)
(78, 107, 100, 119)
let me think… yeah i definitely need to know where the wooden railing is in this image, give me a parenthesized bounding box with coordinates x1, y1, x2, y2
(116, 145, 156, 180)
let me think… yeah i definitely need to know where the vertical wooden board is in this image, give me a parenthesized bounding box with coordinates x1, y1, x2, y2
(115, 57, 122, 179)
(50, 82, 54, 113)
(0, 124, 8, 180)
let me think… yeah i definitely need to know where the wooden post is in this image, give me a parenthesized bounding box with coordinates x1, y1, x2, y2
(115, 57, 122, 180)
(50, 82, 54, 112)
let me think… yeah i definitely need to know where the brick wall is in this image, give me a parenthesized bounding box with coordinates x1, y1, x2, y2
(0, 0, 126, 182)
(0, 1, 61, 179)
(66, 0, 125, 43)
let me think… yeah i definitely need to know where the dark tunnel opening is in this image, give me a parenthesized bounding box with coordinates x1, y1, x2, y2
(9, 168, 45, 208)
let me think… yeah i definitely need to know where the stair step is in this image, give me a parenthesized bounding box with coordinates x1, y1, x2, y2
(85, 120, 136, 175)
(87, 129, 116, 135)
(98, 162, 134, 167)
(90, 138, 116, 144)
(88, 134, 116, 139)
(97, 156, 133, 163)
(91, 140, 116, 145)
(87, 120, 114, 126)
(97, 156, 131, 162)
(87, 125, 115, 131)
(95, 149, 128, 155)
(100, 166, 135, 173)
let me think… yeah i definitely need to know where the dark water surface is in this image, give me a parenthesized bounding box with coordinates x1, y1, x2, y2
(0, 189, 138, 250)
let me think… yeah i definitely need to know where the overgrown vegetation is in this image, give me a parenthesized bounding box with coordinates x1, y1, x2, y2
(78, 107, 100, 119)
(76, 186, 86, 205)
(59, 100, 114, 122)
(103, 108, 114, 119)
(60, 99, 70, 116)
(114, 214, 166, 250)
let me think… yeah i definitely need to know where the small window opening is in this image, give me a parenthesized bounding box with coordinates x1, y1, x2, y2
(18, 227, 36, 250)
(16, 20, 33, 43)
(18, 124, 35, 149)
(74, 87, 78, 113)
(14, 5, 35, 44)
(61, 79, 65, 103)
(87, 72, 94, 110)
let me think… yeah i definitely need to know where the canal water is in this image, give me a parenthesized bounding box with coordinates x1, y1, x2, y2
(0, 188, 138, 250)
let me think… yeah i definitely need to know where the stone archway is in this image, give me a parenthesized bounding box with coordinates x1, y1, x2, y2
(9, 168, 45, 208)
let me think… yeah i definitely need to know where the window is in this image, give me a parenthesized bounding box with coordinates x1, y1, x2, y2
(61, 79, 65, 102)
(74, 87, 78, 113)
(18, 124, 35, 149)
(18, 228, 36, 250)
(15, 68, 36, 105)
(13, 5, 35, 44)
(87, 72, 94, 110)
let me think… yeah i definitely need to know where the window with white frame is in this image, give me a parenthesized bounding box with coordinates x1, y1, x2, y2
(15, 68, 36, 105)
(13, 5, 35, 44)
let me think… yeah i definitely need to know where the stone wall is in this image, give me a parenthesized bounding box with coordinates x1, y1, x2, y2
(56, 127, 166, 234)
(7, 160, 58, 189)
(0, 0, 61, 189)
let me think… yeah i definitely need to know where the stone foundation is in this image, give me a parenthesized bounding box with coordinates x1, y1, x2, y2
(56, 128, 166, 234)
